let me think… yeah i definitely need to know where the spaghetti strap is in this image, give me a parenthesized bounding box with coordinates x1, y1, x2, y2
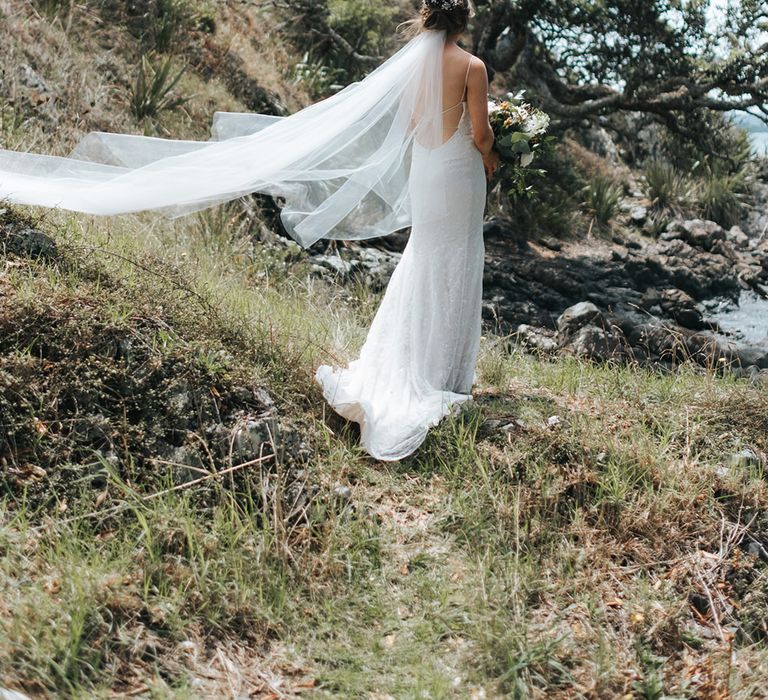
(441, 56, 474, 114)
(462, 55, 472, 100)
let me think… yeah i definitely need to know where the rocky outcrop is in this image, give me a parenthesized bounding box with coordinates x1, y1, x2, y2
(303, 212, 768, 375)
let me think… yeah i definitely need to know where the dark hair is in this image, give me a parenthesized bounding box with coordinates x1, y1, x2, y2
(420, 0, 471, 36)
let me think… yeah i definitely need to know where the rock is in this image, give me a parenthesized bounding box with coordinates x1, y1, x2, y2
(684, 332, 732, 366)
(546, 415, 562, 429)
(18, 64, 51, 94)
(659, 228, 682, 243)
(629, 206, 647, 225)
(658, 288, 706, 330)
(168, 383, 194, 415)
(0, 221, 58, 261)
(310, 245, 400, 291)
(253, 387, 276, 412)
(729, 449, 762, 470)
(581, 125, 621, 163)
(670, 219, 727, 252)
(628, 322, 680, 362)
(736, 346, 768, 370)
(741, 181, 768, 237)
(516, 324, 558, 353)
(232, 417, 276, 461)
(689, 592, 710, 616)
(742, 540, 768, 563)
(560, 324, 625, 362)
(727, 226, 750, 250)
(483, 419, 504, 431)
(312, 254, 355, 278)
(170, 446, 206, 485)
(357, 246, 400, 291)
(557, 301, 604, 337)
(483, 218, 529, 248)
(541, 237, 562, 251)
(733, 364, 761, 380)
(333, 485, 352, 501)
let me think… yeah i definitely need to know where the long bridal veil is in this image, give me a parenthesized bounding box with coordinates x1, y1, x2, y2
(0, 30, 449, 249)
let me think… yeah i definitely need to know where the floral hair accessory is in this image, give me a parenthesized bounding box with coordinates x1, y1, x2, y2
(424, 0, 465, 10)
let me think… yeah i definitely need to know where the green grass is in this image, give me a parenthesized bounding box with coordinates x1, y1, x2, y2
(2, 203, 768, 697)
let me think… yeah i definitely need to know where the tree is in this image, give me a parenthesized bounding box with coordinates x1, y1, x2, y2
(470, 0, 768, 134)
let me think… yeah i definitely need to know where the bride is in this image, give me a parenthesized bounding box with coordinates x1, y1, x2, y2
(318, 1, 498, 460)
(0, 0, 498, 461)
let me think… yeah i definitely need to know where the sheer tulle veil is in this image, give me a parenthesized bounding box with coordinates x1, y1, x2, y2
(0, 29, 450, 248)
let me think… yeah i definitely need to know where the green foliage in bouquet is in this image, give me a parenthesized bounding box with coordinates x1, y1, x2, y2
(489, 92, 554, 200)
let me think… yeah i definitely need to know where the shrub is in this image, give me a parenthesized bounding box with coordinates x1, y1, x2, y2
(658, 111, 756, 226)
(130, 53, 190, 119)
(695, 171, 749, 228)
(582, 175, 622, 228)
(643, 159, 693, 214)
(291, 51, 345, 98)
(150, 0, 192, 53)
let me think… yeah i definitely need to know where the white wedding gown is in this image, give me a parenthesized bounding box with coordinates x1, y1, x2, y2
(316, 102, 486, 461)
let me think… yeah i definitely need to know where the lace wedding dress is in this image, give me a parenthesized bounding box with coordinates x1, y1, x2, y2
(317, 81, 485, 461)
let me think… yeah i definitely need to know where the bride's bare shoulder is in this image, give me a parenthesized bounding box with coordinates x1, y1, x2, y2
(453, 47, 485, 74)
(465, 54, 487, 82)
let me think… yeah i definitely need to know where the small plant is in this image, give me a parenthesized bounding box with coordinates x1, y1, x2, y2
(0, 101, 29, 150)
(643, 212, 669, 238)
(582, 175, 622, 228)
(695, 170, 749, 228)
(291, 51, 345, 98)
(632, 642, 667, 700)
(643, 159, 692, 213)
(130, 53, 190, 119)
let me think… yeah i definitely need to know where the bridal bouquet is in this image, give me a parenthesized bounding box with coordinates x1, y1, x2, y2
(488, 91, 552, 198)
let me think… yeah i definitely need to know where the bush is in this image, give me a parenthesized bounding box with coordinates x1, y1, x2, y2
(643, 159, 693, 214)
(658, 111, 756, 226)
(291, 51, 345, 99)
(582, 175, 622, 228)
(695, 171, 749, 228)
(130, 53, 189, 119)
(327, 0, 399, 66)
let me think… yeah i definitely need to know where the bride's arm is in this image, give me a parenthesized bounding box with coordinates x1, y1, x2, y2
(466, 57, 499, 178)
(467, 57, 494, 156)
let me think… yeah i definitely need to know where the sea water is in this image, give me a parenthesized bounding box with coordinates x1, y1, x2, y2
(750, 131, 768, 155)
(709, 291, 768, 345)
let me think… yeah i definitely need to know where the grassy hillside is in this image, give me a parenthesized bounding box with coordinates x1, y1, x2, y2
(2, 2, 768, 698)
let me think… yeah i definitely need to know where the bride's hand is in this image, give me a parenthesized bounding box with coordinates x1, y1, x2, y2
(483, 149, 500, 180)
